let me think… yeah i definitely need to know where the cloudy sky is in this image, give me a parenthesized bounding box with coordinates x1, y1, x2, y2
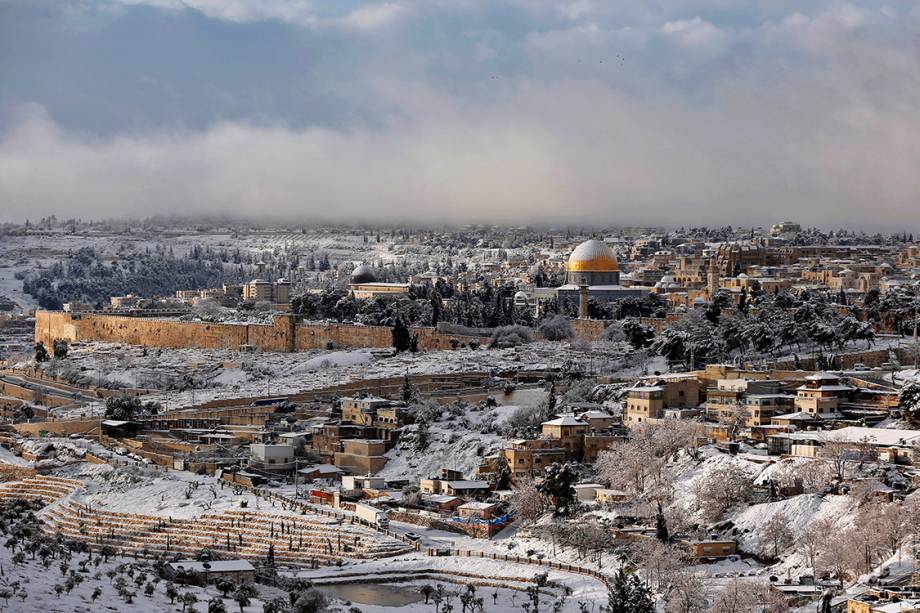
(2, 0, 920, 228)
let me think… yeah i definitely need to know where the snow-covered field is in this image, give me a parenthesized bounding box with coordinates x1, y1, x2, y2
(32, 339, 631, 417)
(0, 540, 280, 612)
(290, 554, 609, 613)
(378, 400, 525, 480)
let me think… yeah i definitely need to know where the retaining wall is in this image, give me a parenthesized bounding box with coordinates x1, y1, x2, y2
(35, 311, 489, 354)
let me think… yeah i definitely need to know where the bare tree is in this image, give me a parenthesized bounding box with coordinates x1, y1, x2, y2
(872, 501, 911, 563)
(798, 517, 835, 574)
(510, 476, 544, 525)
(664, 568, 710, 613)
(596, 421, 701, 503)
(633, 540, 687, 592)
(596, 433, 658, 498)
(793, 460, 835, 494)
(718, 402, 750, 441)
(853, 435, 878, 469)
(693, 462, 753, 522)
(566, 519, 613, 569)
(711, 579, 770, 613)
(820, 440, 851, 482)
(762, 512, 793, 560)
(851, 510, 887, 577)
(819, 527, 859, 589)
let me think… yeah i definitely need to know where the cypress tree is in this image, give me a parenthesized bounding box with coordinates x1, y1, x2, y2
(392, 318, 411, 352)
(655, 502, 669, 543)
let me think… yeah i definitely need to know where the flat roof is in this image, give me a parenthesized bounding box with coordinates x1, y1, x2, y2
(427, 494, 461, 503)
(820, 426, 920, 447)
(542, 417, 587, 426)
(299, 464, 342, 474)
(458, 501, 497, 510)
(445, 480, 489, 489)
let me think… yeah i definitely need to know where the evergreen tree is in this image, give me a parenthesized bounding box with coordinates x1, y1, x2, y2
(52, 339, 69, 359)
(899, 381, 920, 425)
(606, 567, 654, 613)
(538, 462, 577, 515)
(430, 291, 442, 327)
(544, 378, 557, 418)
(489, 454, 512, 490)
(401, 371, 415, 404)
(392, 318, 411, 352)
(34, 342, 49, 363)
(655, 502, 669, 543)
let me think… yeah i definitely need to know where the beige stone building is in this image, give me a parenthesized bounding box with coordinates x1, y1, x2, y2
(242, 278, 291, 304)
(794, 372, 852, 415)
(334, 439, 388, 474)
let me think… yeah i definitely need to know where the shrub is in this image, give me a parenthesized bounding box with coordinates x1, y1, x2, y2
(538, 315, 573, 341)
(489, 325, 533, 349)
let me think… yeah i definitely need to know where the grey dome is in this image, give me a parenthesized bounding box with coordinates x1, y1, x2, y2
(350, 264, 376, 284)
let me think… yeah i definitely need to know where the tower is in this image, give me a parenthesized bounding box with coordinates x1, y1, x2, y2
(578, 278, 588, 319)
(706, 257, 719, 298)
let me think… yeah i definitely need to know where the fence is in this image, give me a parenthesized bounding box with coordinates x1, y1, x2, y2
(426, 548, 612, 589)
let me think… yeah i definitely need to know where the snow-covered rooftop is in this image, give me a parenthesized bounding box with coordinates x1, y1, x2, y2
(819, 426, 920, 447)
(542, 416, 587, 426)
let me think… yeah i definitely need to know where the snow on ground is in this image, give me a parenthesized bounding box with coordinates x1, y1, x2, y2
(42, 339, 627, 417)
(670, 448, 770, 515)
(0, 445, 32, 467)
(378, 400, 533, 480)
(293, 350, 374, 373)
(730, 494, 855, 559)
(289, 553, 609, 612)
(0, 527, 274, 613)
(52, 461, 301, 520)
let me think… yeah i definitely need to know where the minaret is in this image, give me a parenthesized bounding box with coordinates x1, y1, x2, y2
(578, 278, 588, 319)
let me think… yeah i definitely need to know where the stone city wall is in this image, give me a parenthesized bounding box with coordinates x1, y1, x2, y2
(13, 418, 101, 437)
(35, 311, 490, 354)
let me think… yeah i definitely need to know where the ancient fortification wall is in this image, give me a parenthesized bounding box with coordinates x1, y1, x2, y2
(35, 311, 489, 353)
(569, 318, 608, 341)
(35, 311, 249, 350)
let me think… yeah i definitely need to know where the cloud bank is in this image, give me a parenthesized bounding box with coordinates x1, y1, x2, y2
(2, 0, 920, 228)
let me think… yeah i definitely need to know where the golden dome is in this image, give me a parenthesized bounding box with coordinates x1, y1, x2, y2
(566, 239, 619, 273)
